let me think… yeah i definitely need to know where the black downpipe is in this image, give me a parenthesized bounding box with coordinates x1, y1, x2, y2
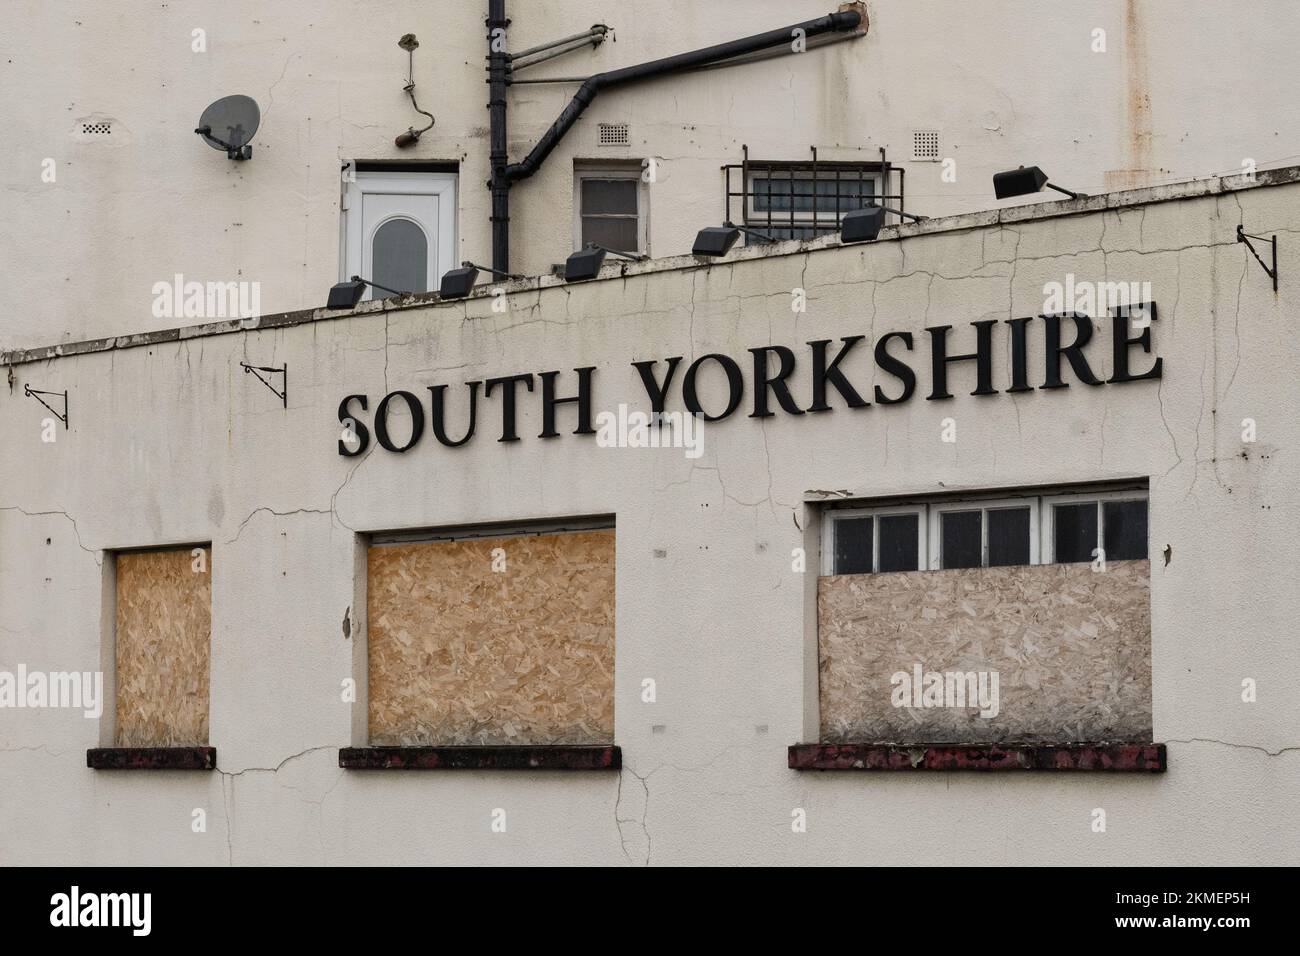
(488, 4, 864, 273)
(505, 10, 861, 184)
(487, 0, 510, 273)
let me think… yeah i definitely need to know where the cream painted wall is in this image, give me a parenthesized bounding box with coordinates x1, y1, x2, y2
(1, 173, 1296, 865)
(2, 1, 1299, 351)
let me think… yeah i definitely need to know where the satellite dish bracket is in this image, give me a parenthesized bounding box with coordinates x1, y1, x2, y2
(195, 125, 252, 160)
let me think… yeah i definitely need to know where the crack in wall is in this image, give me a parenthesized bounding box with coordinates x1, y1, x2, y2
(0, 505, 102, 566)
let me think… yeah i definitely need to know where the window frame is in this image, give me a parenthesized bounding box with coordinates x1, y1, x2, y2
(572, 163, 648, 255)
(820, 505, 927, 576)
(743, 162, 884, 240)
(1040, 490, 1150, 564)
(341, 169, 458, 295)
(927, 497, 1041, 571)
(821, 486, 1148, 576)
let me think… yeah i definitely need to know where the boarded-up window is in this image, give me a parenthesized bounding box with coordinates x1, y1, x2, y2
(818, 486, 1152, 744)
(367, 528, 615, 746)
(114, 547, 212, 747)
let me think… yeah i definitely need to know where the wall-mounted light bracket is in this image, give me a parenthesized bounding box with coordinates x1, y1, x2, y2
(240, 362, 287, 408)
(1237, 224, 1278, 292)
(24, 384, 68, 428)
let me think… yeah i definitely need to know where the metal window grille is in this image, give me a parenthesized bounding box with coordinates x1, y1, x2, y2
(722, 146, 903, 243)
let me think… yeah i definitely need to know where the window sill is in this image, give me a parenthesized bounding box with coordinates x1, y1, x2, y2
(788, 743, 1166, 772)
(339, 745, 621, 770)
(87, 747, 216, 770)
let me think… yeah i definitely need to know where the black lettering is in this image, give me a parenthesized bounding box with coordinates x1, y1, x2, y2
(806, 337, 868, 412)
(749, 345, 805, 418)
(484, 373, 535, 442)
(337, 394, 370, 457)
(539, 367, 596, 438)
(1108, 303, 1162, 383)
(1041, 313, 1103, 389)
(873, 331, 916, 404)
(373, 390, 425, 453)
(682, 353, 744, 422)
(927, 321, 996, 400)
(428, 381, 480, 447)
(632, 356, 683, 415)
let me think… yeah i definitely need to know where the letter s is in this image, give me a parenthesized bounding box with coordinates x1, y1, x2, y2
(338, 394, 370, 456)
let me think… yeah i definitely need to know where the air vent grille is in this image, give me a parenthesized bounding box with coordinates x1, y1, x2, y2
(912, 129, 939, 161)
(82, 122, 112, 135)
(598, 122, 629, 147)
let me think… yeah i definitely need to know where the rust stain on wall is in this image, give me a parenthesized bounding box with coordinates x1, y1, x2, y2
(817, 560, 1152, 744)
(114, 547, 211, 747)
(367, 530, 615, 746)
(1106, 0, 1154, 190)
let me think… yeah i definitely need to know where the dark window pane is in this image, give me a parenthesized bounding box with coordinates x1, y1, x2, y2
(941, 511, 982, 569)
(371, 217, 428, 294)
(987, 507, 1031, 567)
(581, 179, 637, 215)
(1104, 499, 1148, 560)
(750, 173, 875, 216)
(581, 216, 638, 253)
(832, 517, 872, 575)
(877, 514, 919, 572)
(1053, 502, 1097, 563)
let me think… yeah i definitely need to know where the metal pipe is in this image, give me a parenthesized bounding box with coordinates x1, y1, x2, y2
(487, 0, 510, 273)
(510, 25, 607, 62)
(507, 31, 861, 84)
(511, 34, 607, 72)
(504, 9, 863, 184)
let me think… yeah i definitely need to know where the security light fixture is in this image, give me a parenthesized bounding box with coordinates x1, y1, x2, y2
(326, 276, 408, 310)
(691, 222, 777, 257)
(439, 261, 523, 299)
(562, 244, 648, 282)
(839, 204, 928, 244)
(992, 165, 1086, 201)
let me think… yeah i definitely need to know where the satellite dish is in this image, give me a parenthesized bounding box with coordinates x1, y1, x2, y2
(195, 94, 260, 160)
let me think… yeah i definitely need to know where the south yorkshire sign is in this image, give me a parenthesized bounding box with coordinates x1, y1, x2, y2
(336, 305, 1161, 455)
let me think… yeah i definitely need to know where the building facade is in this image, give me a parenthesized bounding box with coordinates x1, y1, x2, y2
(1, 1, 1298, 865)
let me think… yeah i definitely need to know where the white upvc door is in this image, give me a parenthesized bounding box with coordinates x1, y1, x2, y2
(343, 171, 456, 299)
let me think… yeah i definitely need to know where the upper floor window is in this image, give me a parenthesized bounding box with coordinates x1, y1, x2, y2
(342, 166, 457, 298)
(573, 162, 647, 255)
(725, 156, 886, 243)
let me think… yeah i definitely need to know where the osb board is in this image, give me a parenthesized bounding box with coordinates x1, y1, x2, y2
(367, 530, 615, 746)
(115, 548, 211, 747)
(818, 560, 1151, 744)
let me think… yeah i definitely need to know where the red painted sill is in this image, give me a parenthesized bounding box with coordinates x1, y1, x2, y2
(339, 745, 621, 770)
(87, 747, 216, 770)
(788, 742, 1166, 772)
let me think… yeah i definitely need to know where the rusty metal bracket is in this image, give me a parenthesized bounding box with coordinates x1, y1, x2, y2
(240, 362, 287, 408)
(23, 383, 68, 428)
(1237, 224, 1278, 292)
